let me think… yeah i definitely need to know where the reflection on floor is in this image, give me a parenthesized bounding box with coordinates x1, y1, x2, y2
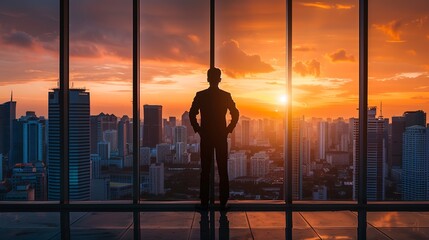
(1, 210, 429, 239)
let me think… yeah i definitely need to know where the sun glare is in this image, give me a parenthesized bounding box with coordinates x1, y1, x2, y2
(279, 94, 288, 105)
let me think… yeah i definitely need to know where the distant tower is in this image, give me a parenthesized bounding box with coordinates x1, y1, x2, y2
(149, 163, 164, 195)
(0, 97, 17, 168)
(118, 115, 131, 157)
(241, 117, 250, 147)
(156, 143, 171, 164)
(173, 126, 187, 144)
(353, 107, 386, 201)
(48, 89, 90, 200)
(227, 151, 247, 180)
(143, 105, 162, 148)
(181, 111, 193, 143)
(402, 126, 429, 200)
(11, 111, 46, 165)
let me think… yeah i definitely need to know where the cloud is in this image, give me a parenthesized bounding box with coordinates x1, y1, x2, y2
(293, 59, 320, 77)
(328, 49, 355, 62)
(378, 72, 428, 81)
(2, 31, 35, 48)
(293, 45, 316, 52)
(217, 40, 274, 78)
(300, 2, 354, 10)
(373, 20, 405, 42)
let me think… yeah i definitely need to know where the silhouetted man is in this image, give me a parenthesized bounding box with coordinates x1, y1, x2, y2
(190, 68, 239, 210)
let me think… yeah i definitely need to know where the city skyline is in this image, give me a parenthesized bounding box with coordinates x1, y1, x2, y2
(1, 0, 429, 119)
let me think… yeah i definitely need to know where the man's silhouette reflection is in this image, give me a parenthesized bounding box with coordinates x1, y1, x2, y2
(190, 68, 239, 210)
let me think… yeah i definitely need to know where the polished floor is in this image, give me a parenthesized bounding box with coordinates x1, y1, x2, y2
(1, 209, 429, 239)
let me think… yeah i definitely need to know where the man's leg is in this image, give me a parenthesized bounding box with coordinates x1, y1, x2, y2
(216, 139, 229, 206)
(200, 139, 213, 206)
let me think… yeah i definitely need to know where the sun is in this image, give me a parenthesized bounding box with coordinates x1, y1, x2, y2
(279, 94, 288, 105)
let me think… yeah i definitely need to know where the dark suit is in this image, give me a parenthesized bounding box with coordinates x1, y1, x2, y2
(189, 86, 239, 204)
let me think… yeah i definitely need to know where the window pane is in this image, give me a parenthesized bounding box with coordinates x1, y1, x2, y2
(68, 0, 133, 202)
(216, 0, 287, 201)
(139, 0, 209, 201)
(292, 0, 359, 201)
(0, 0, 58, 202)
(369, 0, 429, 201)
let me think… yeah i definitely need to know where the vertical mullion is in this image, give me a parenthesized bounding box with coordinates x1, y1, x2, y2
(358, 0, 368, 239)
(60, 0, 70, 239)
(209, 0, 216, 207)
(210, 0, 215, 68)
(285, 0, 293, 239)
(133, 0, 141, 239)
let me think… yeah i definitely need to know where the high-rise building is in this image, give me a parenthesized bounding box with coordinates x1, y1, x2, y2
(173, 126, 187, 144)
(241, 117, 250, 147)
(0, 96, 17, 168)
(143, 105, 162, 148)
(118, 115, 131, 157)
(11, 111, 46, 166)
(292, 118, 304, 200)
(402, 126, 429, 200)
(228, 151, 247, 180)
(390, 116, 405, 169)
(181, 111, 193, 143)
(353, 107, 386, 201)
(404, 110, 426, 128)
(90, 113, 117, 154)
(140, 147, 151, 166)
(156, 143, 171, 164)
(174, 142, 187, 164)
(48, 88, 90, 200)
(250, 151, 270, 177)
(318, 121, 328, 160)
(149, 163, 164, 195)
(103, 130, 118, 152)
(97, 141, 110, 160)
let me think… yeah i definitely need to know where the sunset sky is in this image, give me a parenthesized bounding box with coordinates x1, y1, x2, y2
(0, 0, 428, 121)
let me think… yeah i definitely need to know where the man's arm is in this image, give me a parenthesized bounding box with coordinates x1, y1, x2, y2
(189, 93, 201, 133)
(226, 93, 239, 133)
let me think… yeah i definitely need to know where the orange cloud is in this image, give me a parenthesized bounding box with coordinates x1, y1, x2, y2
(373, 20, 405, 42)
(217, 40, 274, 78)
(300, 2, 354, 10)
(293, 45, 316, 52)
(293, 59, 320, 77)
(328, 49, 355, 62)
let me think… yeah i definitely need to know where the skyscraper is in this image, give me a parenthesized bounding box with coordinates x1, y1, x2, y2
(11, 111, 46, 165)
(353, 107, 386, 201)
(181, 111, 193, 143)
(140, 147, 151, 166)
(241, 117, 250, 147)
(404, 110, 426, 128)
(118, 115, 131, 157)
(250, 151, 270, 177)
(173, 126, 187, 144)
(156, 143, 171, 164)
(143, 105, 162, 148)
(149, 163, 164, 195)
(0, 96, 16, 168)
(228, 151, 247, 180)
(90, 113, 117, 154)
(48, 89, 90, 200)
(402, 126, 429, 200)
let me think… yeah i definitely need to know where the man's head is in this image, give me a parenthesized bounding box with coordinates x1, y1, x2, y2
(207, 68, 221, 85)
